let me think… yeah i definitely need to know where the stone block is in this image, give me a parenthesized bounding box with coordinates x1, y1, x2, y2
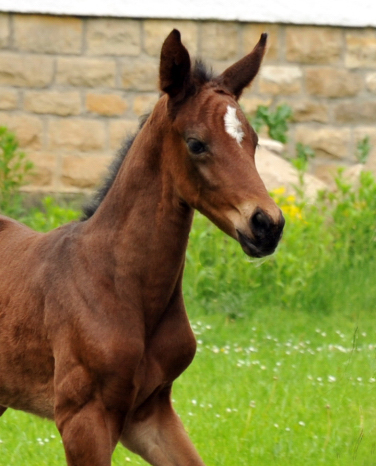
(239, 96, 272, 116)
(306, 68, 362, 98)
(143, 20, 198, 57)
(346, 30, 376, 68)
(62, 154, 112, 189)
(259, 66, 302, 95)
(288, 100, 329, 123)
(295, 125, 351, 160)
(24, 91, 81, 116)
(120, 58, 158, 91)
(26, 152, 57, 187)
(133, 93, 159, 116)
(14, 14, 82, 54)
(0, 14, 10, 48)
(86, 19, 141, 56)
(86, 93, 128, 116)
(0, 53, 53, 88)
(201, 22, 239, 61)
(286, 26, 342, 64)
(0, 88, 18, 110)
(242, 23, 279, 61)
(0, 112, 43, 149)
(333, 101, 376, 124)
(57, 57, 116, 88)
(109, 120, 139, 150)
(366, 73, 376, 93)
(49, 119, 106, 152)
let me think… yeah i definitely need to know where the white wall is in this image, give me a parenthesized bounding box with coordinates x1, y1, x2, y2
(0, 0, 375, 28)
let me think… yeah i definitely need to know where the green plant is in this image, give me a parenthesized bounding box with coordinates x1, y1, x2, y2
(355, 136, 371, 164)
(0, 126, 33, 215)
(24, 196, 80, 232)
(292, 143, 315, 174)
(250, 104, 292, 143)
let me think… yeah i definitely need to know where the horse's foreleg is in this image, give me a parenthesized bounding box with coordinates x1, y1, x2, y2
(54, 362, 124, 466)
(0, 406, 7, 417)
(121, 387, 205, 466)
(55, 398, 123, 466)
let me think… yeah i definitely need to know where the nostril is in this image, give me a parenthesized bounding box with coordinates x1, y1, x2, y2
(251, 209, 270, 236)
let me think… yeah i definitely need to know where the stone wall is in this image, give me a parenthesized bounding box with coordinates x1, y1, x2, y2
(0, 13, 376, 192)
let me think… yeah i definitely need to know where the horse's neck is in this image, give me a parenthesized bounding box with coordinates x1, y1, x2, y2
(82, 109, 194, 319)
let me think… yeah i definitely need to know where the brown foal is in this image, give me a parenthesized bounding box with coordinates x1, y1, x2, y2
(0, 30, 284, 465)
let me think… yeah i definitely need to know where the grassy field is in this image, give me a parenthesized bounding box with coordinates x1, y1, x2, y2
(1, 307, 376, 465)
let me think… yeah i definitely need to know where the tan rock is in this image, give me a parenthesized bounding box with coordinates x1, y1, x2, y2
(346, 30, 376, 68)
(0, 14, 9, 48)
(25, 152, 57, 187)
(49, 119, 106, 152)
(366, 73, 376, 93)
(255, 144, 327, 200)
(0, 112, 43, 149)
(243, 23, 279, 61)
(201, 22, 239, 60)
(0, 53, 53, 87)
(306, 68, 362, 98)
(120, 58, 158, 91)
(57, 57, 116, 88)
(0, 88, 18, 110)
(313, 163, 347, 186)
(86, 19, 141, 56)
(259, 66, 302, 95)
(239, 95, 272, 116)
(14, 14, 82, 54)
(286, 26, 341, 64)
(333, 101, 376, 124)
(24, 91, 81, 116)
(288, 100, 328, 123)
(133, 94, 159, 117)
(144, 20, 198, 57)
(109, 120, 140, 150)
(295, 126, 351, 160)
(86, 93, 127, 116)
(62, 154, 112, 189)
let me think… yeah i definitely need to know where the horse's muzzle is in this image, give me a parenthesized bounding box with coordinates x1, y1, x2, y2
(237, 208, 285, 258)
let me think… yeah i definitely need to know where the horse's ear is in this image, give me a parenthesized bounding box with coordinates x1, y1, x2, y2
(159, 29, 192, 99)
(217, 33, 268, 100)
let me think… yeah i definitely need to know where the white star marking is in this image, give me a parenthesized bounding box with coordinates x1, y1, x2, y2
(224, 105, 244, 145)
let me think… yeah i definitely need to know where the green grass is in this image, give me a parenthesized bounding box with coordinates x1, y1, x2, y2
(1, 308, 376, 465)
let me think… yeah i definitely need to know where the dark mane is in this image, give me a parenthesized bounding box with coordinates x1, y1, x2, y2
(81, 115, 149, 220)
(82, 60, 214, 221)
(192, 59, 215, 84)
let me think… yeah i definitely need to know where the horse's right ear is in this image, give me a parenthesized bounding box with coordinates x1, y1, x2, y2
(159, 29, 191, 99)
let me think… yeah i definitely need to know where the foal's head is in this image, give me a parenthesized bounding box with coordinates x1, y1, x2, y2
(159, 29, 284, 258)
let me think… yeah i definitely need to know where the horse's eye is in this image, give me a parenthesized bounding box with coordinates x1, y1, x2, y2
(187, 138, 206, 155)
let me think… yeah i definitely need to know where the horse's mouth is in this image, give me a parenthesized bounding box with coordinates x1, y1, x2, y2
(236, 230, 277, 258)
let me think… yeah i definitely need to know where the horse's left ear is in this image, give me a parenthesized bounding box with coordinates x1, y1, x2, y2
(159, 29, 192, 99)
(217, 33, 268, 100)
